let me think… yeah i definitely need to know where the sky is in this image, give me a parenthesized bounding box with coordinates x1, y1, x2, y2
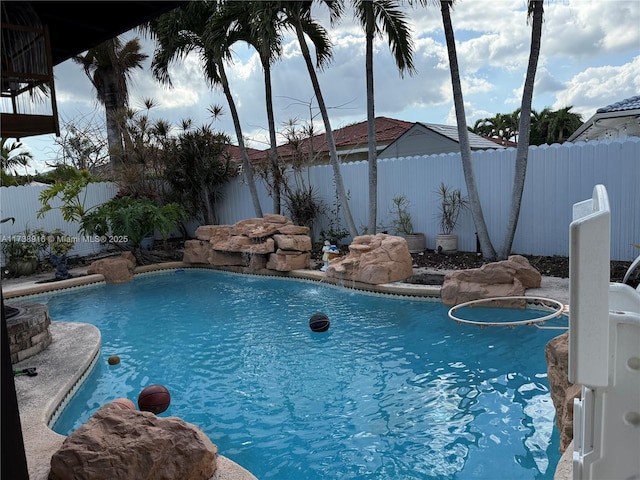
(19, 0, 640, 173)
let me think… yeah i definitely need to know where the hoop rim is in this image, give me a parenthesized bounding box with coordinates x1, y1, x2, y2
(447, 296, 565, 327)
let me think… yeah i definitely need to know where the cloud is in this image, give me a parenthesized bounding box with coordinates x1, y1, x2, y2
(553, 55, 640, 118)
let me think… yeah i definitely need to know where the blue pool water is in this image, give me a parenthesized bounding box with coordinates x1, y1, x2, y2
(32, 270, 561, 479)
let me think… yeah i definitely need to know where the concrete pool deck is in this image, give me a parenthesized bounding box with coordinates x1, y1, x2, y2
(3, 262, 572, 480)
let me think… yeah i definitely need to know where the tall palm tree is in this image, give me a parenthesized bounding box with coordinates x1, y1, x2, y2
(281, 0, 359, 239)
(209, 1, 286, 214)
(544, 106, 582, 144)
(439, 0, 496, 259)
(1, 137, 32, 174)
(498, 0, 544, 259)
(145, 1, 263, 217)
(73, 37, 147, 173)
(352, 0, 415, 234)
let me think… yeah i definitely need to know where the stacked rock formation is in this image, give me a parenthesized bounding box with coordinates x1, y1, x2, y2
(324, 234, 413, 285)
(183, 215, 312, 272)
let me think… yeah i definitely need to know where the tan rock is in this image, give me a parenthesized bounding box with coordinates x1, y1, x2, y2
(266, 250, 311, 271)
(183, 239, 211, 264)
(273, 234, 312, 252)
(48, 403, 217, 480)
(545, 332, 582, 453)
(440, 255, 541, 305)
(195, 225, 230, 241)
(324, 234, 413, 285)
(263, 214, 289, 224)
(87, 254, 136, 284)
(277, 225, 310, 235)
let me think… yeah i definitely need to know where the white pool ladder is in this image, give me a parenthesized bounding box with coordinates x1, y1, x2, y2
(569, 184, 640, 480)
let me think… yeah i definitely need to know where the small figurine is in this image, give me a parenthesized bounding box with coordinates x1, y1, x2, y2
(321, 240, 332, 272)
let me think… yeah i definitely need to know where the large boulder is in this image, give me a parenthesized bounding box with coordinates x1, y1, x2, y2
(48, 403, 218, 480)
(545, 332, 582, 453)
(87, 252, 136, 283)
(324, 234, 413, 285)
(440, 254, 542, 305)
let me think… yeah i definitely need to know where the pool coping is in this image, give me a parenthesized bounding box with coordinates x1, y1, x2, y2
(6, 261, 571, 480)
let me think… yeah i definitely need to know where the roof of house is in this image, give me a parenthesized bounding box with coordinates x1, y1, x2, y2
(415, 123, 506, 150)
(273, 117, 414, 159)
(596, 95, 640, 114)
(568, 95, 640, 142)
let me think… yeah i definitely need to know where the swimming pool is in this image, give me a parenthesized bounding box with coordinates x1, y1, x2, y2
(29, 269, 561, 479)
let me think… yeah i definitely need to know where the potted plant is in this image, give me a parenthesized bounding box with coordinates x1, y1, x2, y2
(435, 183, 468, 253)
(389, 195, 425, 253)
(1, 229, 47, 277)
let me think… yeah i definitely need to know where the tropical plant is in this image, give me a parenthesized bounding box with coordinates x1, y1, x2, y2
(2, 137, 32, 175)
(73, 37, 148, 173)
(352, 0, 415, 234)
(84, 196, 187, 256)
(37, 168, 102, 237)
(283, 185, 324, 233)
(163, 126, 240, 225)
(145, 1, 263, 218)
(435, 183, 468, 235)
(280, 0, 359, 239)
(389, 195, 414, 235)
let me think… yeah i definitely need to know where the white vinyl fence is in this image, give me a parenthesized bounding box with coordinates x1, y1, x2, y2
(1, 138, 638, 263)
(0, 182, 120, 263)
(218, 138, 640, 262)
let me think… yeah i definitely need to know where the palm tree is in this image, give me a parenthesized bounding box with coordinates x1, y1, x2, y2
(209, 1, 286, 214)
(498, 0, 544, 259)
(439, 0, 496, 259)
(545, 106, 583, 144)
(145, 1, 263, 217)
(352, 0, 415, 234)
(281, 0, 359, 239)
(1, 137, 32, 174)
(73, 37, 147, 174)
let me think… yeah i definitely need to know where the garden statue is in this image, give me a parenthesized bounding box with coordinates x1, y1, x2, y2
(51, 253, 72, 280)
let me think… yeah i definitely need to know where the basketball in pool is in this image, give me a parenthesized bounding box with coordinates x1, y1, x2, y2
(138, 384, 171, 414)
(309, 313, 330, 332)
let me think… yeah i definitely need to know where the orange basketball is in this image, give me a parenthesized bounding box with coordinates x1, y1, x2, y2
(111, 397, 136, 410)
(137, 384, 171, 414)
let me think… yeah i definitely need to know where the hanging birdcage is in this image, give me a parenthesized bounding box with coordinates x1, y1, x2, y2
(1, 2, 59, 138)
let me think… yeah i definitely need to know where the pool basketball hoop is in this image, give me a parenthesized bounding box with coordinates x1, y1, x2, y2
(448, 296, 566, 329)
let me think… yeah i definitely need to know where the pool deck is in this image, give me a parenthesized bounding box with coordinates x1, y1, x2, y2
(3, 262, 572, 480)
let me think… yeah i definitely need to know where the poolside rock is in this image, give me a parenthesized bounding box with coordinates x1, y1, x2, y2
(87, 253, 136, 283)
(545, 332, 582, 453)
(440, 255, 542, 305)
(324, 234, 413, 285)
(184, 217, 312, 272)
(48, 403, 218, 480)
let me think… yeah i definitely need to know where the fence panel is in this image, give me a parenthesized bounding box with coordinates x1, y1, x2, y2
(218, 138, 639, 261)
(1, 138, 638, 263)
(0, 182, 119, 262)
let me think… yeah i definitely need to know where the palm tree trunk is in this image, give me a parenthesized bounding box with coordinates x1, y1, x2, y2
(293, 22, 359, 239)
(264, 62, 282, 214)
(499, 0, 543, 259)
(440, 0, 496, 260)
(365, 14, 378, 234)
(217, 60, 263, 218)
